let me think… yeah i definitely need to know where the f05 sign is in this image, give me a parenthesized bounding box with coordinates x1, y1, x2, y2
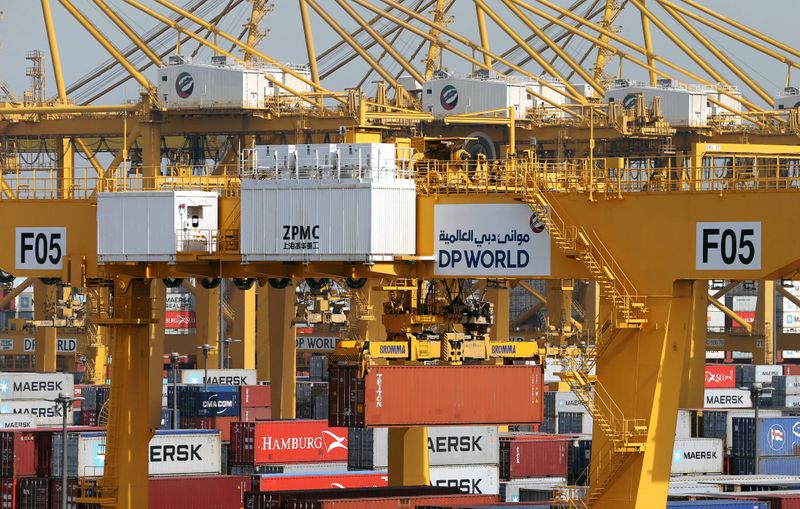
(15, 227, 66, 270)
(696, 222, 761, 270)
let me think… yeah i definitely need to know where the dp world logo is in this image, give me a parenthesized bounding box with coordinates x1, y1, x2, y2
(622, 93, 637, 109)
(440, 85, 458, 111)
(530, 213, 544, 234)
(175, 72, 194, 99)
(768, 424, 785, 451)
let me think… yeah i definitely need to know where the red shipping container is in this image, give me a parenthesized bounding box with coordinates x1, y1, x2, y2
(499, 435, 568, 479)
(240, 407, 272, 422)
(149, 475, 250, 509)
(49, 478, 79, 509)
(759, 495, 800, 509)
(0, 479, 15, 509)
(181, 416, 237, 442)
(784, 365, 800, 376)
(259, 471, 388, 491)
(329, 365, 543, 427)
(704, 364, 737, 388)
(0, 432, 37, 478)
(285, 494, 497, 508)
(231, 420, 348, 465)
(241, 385, 272, 408)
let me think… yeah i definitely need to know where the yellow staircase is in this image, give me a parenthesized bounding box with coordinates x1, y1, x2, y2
(522, 186, 648, 507)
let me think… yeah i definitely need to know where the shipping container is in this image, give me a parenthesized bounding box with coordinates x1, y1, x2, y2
(757, 416, 800, 456)
(758, 456, 800, 475)
(97, 191, 219, 262)
(705, 365, 737, 388)
(241, 407, 272, 422)
(241, 385, 272, 408)
(772, 394, 800, 408)
(676, 410, 692, 438)
(500, 436, 568, 480)
(245, 487, 497, 509)
(330, 365, 543, 427)
(240, 178, 416, 263)
(722, 410, 782, 448)
(430, 465, 500, 495)
(671, 438, 724, 475)
(0, 401, 72, 427)
(501, 477, 566, 503)
(773, 376, 800, 395)
(259, 471, 388, 491)
(785, 365, 800, 376)
(704, 389, 752, 409)
(51, 429, 222, 477)
(230, 420, 348, 466)
(0, 373, 73, 401)
(49, 478, 80, 509)
(567, 438, 591, 485)
(17, 477, 47, 509)
(231, 462, 349, 476)
(667, 502, 768, 509)
(0, 478, 14, 509)
(149, 475, 250, 509)
(180, 369, 257, 386)
(348, 427, 500, 470)
(757, 494, 800, 509)
(0, 430, 37, 477)
(556, 412, 585, 434)
(180, 416, 237, 442)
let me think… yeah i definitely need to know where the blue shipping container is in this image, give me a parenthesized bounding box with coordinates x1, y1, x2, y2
(758, 456, 800, 475)
(160, 408, 172, 430)
(667, 501, 768, 509)
(758, 417, 800, 457)
(192, 390, 240, 417)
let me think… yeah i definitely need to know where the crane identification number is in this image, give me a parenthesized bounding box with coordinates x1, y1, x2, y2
(15, 228, 66, 270)
(696, 222, 761, 270)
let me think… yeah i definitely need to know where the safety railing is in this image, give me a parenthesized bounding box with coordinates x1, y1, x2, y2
(0, 166, 241, 200)
(175, 229, 240, 254)
(413, 157, 800, 197)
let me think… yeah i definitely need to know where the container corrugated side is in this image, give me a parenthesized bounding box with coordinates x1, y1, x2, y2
(149, 475, 250, 509)
(501, 477, 566, 503)
(430, 464, 500, 495)
(500, 436, 568, 479)
(671, 438, 724, 475)
(758, 416, 800, 456)
(330, 365, 542, 427)
(259, 471, 388, 491)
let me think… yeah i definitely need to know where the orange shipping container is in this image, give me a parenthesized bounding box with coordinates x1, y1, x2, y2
(329, 365, 543, 427)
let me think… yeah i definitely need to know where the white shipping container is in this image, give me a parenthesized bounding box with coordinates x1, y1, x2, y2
(704, 389, 752, 408)
(369, 426, 499, 467)
(553, 392, 589, 414)
(422, 76, 530, 120)
(668, 481, 723, 496)
(98, 191, 219, 262)
(0, 414, 36, 429)
(782, 395, 800, 408)
(0, 400, 72, 426)
(755, 365, 783, 382)
(501, 477, 566, 502)
(671, 438, 724, 475)
(180, 369, 256, 386)
(240, 179, 416, 262)
(777, 375, 800, 395)
(706, 351, 725, 360)
(605, 80, 708, 127)
(157, 62, 268, 110)
(430, 464, 499, 495)
(0, 372, 73, 400)
(676, 410, 692, 438)
(71, 430, 221, 477)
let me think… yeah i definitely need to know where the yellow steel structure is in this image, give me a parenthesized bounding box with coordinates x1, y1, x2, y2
(5, 2, 800, 508)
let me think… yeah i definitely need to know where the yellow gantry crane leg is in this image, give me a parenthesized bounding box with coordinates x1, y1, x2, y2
(256, 285, 271, 381)
(194, 284, 221, 367)
(753, 280, 775, 365)
(268, 283, 297, 418)
(228, 285, 257, 369)
(33, 280, 57, 373)
(388, 427, 430, 486)
(94, 278, 162, 508)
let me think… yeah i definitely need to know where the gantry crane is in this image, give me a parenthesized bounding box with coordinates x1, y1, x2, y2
(3, 1, 800, 508)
